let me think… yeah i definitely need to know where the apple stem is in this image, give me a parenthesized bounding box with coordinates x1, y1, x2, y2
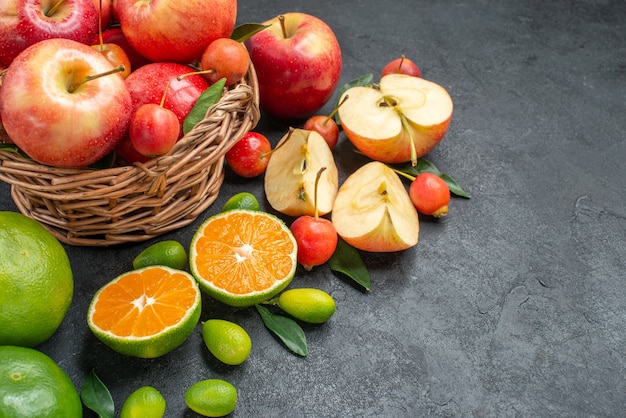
(67, 65, 125, 93)
(313, 167, 327, 220)
(46, 0, 68, 17)
(391, 167, 416, 181)
(395, 54, 407, 74)
(177, 69, 215, 81)
(159, 81, 172, 108)
(97, 0, 103, 47)
(399, 113, 418, 166)
(323, 94, 349, 127)
(278, 15, 288, 38)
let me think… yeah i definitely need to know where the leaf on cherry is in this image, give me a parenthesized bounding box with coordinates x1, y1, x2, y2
(230, 23, 272, 43)
(256, 304, 308, 356)
(328, 237, 371, 291)
(80, 370, 115, 418)
(395, 158, 471, 198)
(183, 78, 227, 134)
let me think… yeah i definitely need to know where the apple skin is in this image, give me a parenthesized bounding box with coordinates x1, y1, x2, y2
(92, 27, 152, 71)
(225, 131, 272, 178)
(0, 38, 132, 167)
(338, 73, 453, 165)
(115, 0, 237, 63)
(0, 0, 98, 67)
(245, 12, 342, 120)
(381, 55, 421, 78)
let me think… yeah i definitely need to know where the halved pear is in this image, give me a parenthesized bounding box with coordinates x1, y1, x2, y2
(264, 128, 338, 217)
(331, 161, 419, 252)
(338, 74, 453, 165)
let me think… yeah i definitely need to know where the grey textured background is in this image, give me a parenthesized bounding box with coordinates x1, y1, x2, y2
(1, 0, 624, 416)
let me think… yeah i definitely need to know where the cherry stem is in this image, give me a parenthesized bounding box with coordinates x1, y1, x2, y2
(391, 167, 416, 182)
(177, 69, 215, 81)
(68, 65, 125, 93)
(278, 15, 288, 38)
(263, 126, 294, 159)
(323, 94, 349, 127)
(159, 81, 172, 108)
(46, 0, 68, 17)
(313, 167, 327, 220)
(395, 54, 407, 74)
(97, 0, 104, 47)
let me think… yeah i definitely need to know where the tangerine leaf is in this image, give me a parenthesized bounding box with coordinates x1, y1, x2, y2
(255, 304, 308, 356)
(328, 238, 370, 291)
(80, 370, 115, 418)
(183, 78, 227, 134)
(395, 158, 470, 198)
(230, 23, 272, 43)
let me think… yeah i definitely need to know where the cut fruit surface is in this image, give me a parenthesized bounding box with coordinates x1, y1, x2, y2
(87, 266, 201, 358)
(190, 209, 298, 307)
(332, 161, 419, 252)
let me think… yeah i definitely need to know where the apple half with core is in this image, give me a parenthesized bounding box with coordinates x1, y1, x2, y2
(246, 12, 342, 120)
(0, 38, 132, 167)
(332, 161, 419, 252)
(338, 73, 453, 166)
(264, 128, 338, 217)
(115, 0, 237, 63)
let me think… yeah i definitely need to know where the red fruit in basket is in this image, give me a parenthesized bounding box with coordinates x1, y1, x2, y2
(0, 0, 99, 67)
(125, 62, 210, 129)
(92, 28, 152, 70)
(129, 104, 180, 158)
(115, 0, 237, 63)
(0, 38, 131, 167)
(200, 38, 250, 86)
(225, 131, 272, 178)
(409, 172, 450, 217)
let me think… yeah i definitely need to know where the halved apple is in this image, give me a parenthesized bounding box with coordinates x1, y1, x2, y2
(332, 161, 419, 252)
(264, 128, 338, 217)
(338, 74, 453, 165)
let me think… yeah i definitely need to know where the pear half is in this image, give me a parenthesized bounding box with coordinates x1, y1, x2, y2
(338, 74, 453, 165)
(332, 161, 419, 252)
(264, 128, 338, 217)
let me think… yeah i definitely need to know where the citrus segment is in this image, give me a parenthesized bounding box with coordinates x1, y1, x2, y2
(0, 346, 82, 418)
(190, 209, 297, 307)
(87, 266, 201, 358)
(0, 211, 74, 347)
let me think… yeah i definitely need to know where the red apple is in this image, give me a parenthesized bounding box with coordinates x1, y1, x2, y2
(115, 0, 237, 63)
(92, 42, 131, 78)
(0, 38, 132, 167)
(0, 0, 99, 67)
(245, 12, 342, 120)
(124, 62, 210, 128)
(92, 27, 152, 70)
(225, 131, 272, 178)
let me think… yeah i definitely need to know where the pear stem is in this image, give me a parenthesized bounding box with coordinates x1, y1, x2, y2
(68, 65, 125, 93)
(46, 0, 68, 17)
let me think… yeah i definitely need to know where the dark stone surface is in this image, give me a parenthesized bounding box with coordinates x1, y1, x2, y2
(1, 0, 625, 416)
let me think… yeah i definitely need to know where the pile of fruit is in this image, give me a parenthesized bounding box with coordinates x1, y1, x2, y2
(0, 0, 471, 417)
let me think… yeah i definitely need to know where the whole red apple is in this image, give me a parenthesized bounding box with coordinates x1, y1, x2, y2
(115, 0, 237, 63)
(245, 12, 342, 120)
(0, 0, 98, 67)
(0, 38, 132, 167)
(124, 62, 210, 128)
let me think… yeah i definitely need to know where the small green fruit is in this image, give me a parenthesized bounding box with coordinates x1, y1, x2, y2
(222, 192, 260, 212)
(120, 386, 166, 418)
(185, 379, 237, 417)
(277, 288, 336, 324)
(132, 240, 188, 270)
(202, 319, 252, 365)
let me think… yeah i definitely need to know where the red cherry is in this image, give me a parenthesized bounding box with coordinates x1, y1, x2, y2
(381, 55, 421, 78)
(302, 115, 339, 150)
(290, 215, 338, 271)
(225, 131, 272, 178)
(92, 43, 131, 78)
(200, 38, 250, 86)
(409, 172, 450, 217)
(129, 104, 180, 158)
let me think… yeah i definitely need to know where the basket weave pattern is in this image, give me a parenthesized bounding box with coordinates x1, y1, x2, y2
(0, 66, 260, 246)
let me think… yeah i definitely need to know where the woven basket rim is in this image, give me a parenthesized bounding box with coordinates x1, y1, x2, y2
(0, 62, 260, 246)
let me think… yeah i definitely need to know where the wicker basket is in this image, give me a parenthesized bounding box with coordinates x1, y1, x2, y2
(0, 65, 260, 246)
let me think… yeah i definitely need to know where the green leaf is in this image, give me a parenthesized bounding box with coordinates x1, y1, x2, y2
(80, 370, 115, 418)
(334, 73, 374, 125)
(230, 23, 272, 43)
(182, 78, 227, 134)
(256, 304, 308, 356)
(395, 158, 471, 198)
(328, 238, 371, 291)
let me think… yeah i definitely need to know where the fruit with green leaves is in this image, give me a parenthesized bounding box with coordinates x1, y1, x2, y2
(409, 172, 451, 217)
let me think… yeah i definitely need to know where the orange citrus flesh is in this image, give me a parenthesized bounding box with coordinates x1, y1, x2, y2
(190, 209, 297, 307)
(88, 265, 201, 358)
